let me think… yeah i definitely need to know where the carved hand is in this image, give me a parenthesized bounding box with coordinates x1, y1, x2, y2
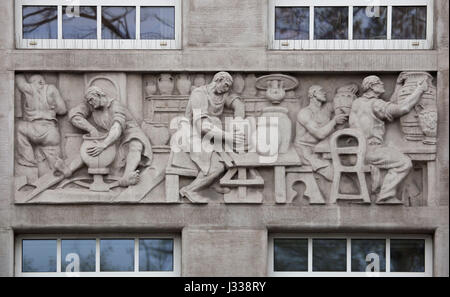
(417, 79, 429, 93)
(86, 141, 107, 157)
(89, 129, 101, 137)
(333, 114, 348, 125)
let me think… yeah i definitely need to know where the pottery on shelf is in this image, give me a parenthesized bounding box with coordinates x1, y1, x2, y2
(243, 74, 258, 97)
(176, 74, 192, 95)
(232, 73, 245, 94)
(157, 74, 175, 95)
(142, 121, 171, 146)
(145, 78, 158, 97)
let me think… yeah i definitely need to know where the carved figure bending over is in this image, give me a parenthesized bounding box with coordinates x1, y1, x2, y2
(55, 86, 153, 187)
(180, 72, 246, 203)
(349, 75, 428, 204)
(16, 74, 67, 177)
(294, 85, 347, 180)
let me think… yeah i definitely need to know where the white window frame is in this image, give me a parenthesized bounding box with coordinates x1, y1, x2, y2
(268, 233, 433, 277)
(269, 0, 434, 50)
(15, 0, 182, 49)
(15, 234, 181, 277)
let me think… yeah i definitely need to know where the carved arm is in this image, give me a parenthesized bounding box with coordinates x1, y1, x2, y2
(388, 80, 428, 118)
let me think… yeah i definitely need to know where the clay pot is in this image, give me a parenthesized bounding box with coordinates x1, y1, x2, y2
(396, 72, 437, 144)
(176, 74, 192, 95)
(193, 74, 206, 89)
(243, 74, 257, 97)
(232, 73, 245, 94)
(145, 79, 157, 97)
(265, 80, 286, 104)
(157, 74, 175, 95)
(80, 135, 117, 175)
(142, 121, 170, 146)
(253, 106, 292, 155)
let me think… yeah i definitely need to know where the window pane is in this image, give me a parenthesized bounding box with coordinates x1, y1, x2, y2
(22, 240, 57, 272)
(61, 239, 96, 272)
(102, 7, 136, 39)
(390, 239, 425, 272)
(139, 239, 174, 271)
(274, 239, 308, 271)
(314, 7, 348, 40)
(275, 7, 309, 40)
(141, 7, 175, 40)
(392, 6, 427, 39)
(62, 6, 97, 39)
(100, 239, 134, 272)
(313, 239, 347, 272)
(23, 6, 58, 39)
(351, 239, 386, 272)
(353, 6, 387, 39)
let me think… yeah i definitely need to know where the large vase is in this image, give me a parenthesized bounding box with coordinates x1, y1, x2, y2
(157, 74, 175, 95)
(80, 135, 117, 175)
(396, 72, 437, 144)
(176, 74, 192, 95)
(232, 73, 245, 94)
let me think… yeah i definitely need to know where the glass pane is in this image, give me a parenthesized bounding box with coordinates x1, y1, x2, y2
(61, 240, 96, 272)
(351, 239, 386, 272)
(314, 7, 348, 40)
(275, 7, 309, 40)
(141, 7, 175, 40)
(390, 239, 425, 272)
(22, 6, 58, 39)
(102, 6, 136, 39)
(353, 6, 387, 39)
(313, 239, 347, 272)
(100, 239, 134, 272)
(392, 6, 427, 39)
(62, 6, 97, 39)
(22, 240, 57, 272)
(274, 239, 308, 272)
(139, 239, 174, 271)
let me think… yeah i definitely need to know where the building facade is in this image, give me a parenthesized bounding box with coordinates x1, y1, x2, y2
(0, 0, 448, 277)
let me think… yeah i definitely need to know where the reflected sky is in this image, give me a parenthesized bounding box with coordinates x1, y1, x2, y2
(353, 6, 387, 40)
(62, 6, 97, 39)
(139, 239, 174, 271)
(23, 6, 57, 39)
(61, 239, 96, 272)
(102, 7, 136, 39)
(22, 240, 57, 272)
(313, 239, 347, 272)
(390, 239, 425, 272)
(351, 239, 386, 272)
(314, 7, 348, 40)
(100, 239, 134, 272)
(275, 7, 309, 40)
(274, 239, 308, 272)
(392, 6, 427, 39)
(141, 7, 175, 40)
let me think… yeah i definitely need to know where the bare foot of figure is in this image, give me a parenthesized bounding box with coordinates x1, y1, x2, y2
(54, 158, 72, 178)
(119, 170, 140, 187)
(180, 187, 209, 204)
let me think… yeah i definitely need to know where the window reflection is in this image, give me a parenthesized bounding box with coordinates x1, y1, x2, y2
(275, 7, 309, 40)
(102, 7, 136, 39)
(353, 6, 387, 39)
(314, 7, 348, 40)
(351, 239, 386, 272)
(23, 6, 58, 39)
(61, 239, 96, 272)
(391, 239, 425, 272)
(139, 239, 174, 271)
(22, 240, 57, 272)
(274, 239, 308, 271)
(141, 7, 175, 40)
(62, 6, 97, 39)
(313, 239, 347, 271)
(392, 6, 427, 39)
(100, 239, 134, 272)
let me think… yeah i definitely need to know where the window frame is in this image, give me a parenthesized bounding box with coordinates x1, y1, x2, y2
(268, 233, 433, 277)
(15, 0, 182, 49)
(15, 234, 181, 277)
(269, 0, 434, 50)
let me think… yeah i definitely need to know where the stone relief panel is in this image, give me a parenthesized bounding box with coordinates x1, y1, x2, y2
(13, 71, 438, 207)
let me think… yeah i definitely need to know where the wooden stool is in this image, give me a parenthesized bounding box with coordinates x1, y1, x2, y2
(330, 129, 371, 204)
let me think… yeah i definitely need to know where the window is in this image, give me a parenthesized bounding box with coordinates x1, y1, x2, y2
(269, 234, 433, 276)
(15, 0, 181, 49)
(269, 0, 434, 50)
(15, 234, 181, 277)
